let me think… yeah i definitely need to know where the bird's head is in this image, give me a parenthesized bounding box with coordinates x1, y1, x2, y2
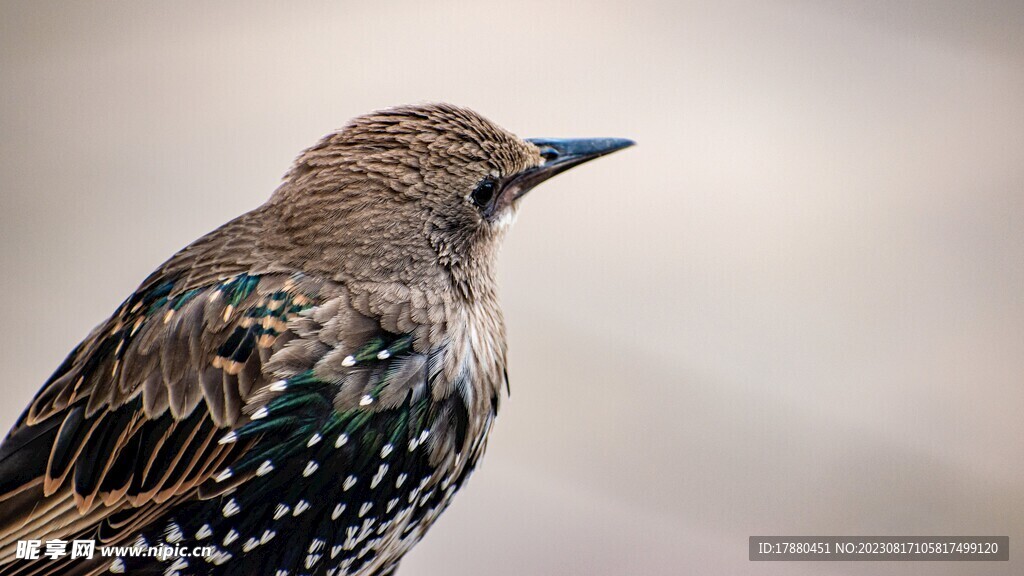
(271, 104, 633, 297)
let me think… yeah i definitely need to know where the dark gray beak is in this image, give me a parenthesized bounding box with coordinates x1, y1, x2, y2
(506, 137, 635, 201)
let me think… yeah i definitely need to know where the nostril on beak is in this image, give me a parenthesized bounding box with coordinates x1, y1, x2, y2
(538, 147, 559, 163)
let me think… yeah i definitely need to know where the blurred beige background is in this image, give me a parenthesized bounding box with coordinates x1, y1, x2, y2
(2, 1, 1023, 574)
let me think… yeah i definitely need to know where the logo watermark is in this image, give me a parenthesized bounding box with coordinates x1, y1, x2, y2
(16, 539, 213, 562)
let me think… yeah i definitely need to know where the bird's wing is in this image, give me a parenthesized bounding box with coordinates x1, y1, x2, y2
(0, 271, 474, 576)
(0, 273, 322, 553)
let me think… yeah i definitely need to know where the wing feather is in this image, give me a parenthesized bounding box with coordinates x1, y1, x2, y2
(0, 272, 324, 555)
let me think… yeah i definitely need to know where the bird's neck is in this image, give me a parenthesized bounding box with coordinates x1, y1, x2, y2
(259, 186, 502, 302)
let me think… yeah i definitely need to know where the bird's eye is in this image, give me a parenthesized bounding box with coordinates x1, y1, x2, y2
(471, 178, 498, 209)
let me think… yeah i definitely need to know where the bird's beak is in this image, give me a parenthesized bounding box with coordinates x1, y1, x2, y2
(505, 137, 635, 201)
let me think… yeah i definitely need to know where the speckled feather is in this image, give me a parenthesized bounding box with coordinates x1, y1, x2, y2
(0, 103, 635, 576)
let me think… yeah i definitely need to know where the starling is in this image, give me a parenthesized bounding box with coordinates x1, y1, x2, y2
(0, 104, 632, 576)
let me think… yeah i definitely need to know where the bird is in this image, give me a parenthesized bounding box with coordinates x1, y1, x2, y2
(0, 103, 632, 576)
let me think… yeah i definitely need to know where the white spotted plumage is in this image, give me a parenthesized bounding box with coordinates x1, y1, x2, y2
(222, 498, 240, 517)
(273, 503, 290, 520)
(256, 460, 274, 476)
(303, 460, 320, 477)
(371, 464, 389, 488)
